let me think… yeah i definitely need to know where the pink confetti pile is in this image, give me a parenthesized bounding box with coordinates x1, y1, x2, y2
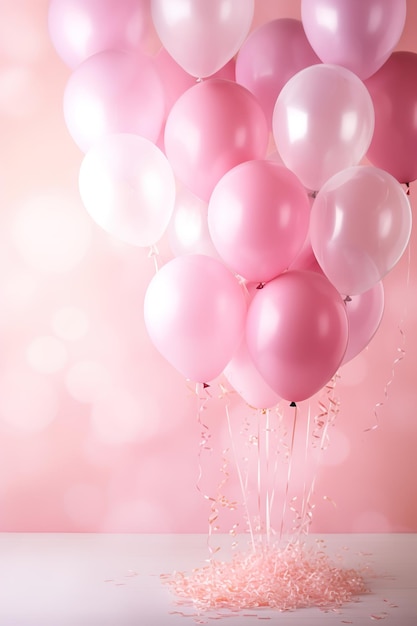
(164, 541, 369, 612)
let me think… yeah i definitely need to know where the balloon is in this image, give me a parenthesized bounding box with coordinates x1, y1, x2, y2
(63, 50, 165, 152)
(289, 233, 322, 274)
(235, 18, 320, 130)
(78, 133, 176, 247)
(208, 160, 310, 282)
(309, 166, 412, 295)
(164, 79, 268, 201)
(167, 186, 220, 259)
(144, 254, 247, 383)
(224, 283, 281, 409)
(342, 282, 384, 366)
(151, 0, 254, 78)
(48, 0, 151, 68)
(365, 51, 417, 184)
(155, 49, 236, 116)
(246, 271, 348, 403)
(301, 0, 406, 80)
(272, 64, 375, 191)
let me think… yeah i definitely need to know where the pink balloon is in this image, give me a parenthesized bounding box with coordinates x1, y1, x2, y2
(301, 0, 406, 80)
(63, 50, 165, 152)
(342, 282, 384, 366)
(164, 79, 268, 201)
(236, 18, 320, 130)
(224, 283, 281, 409)
(246, 271, 348, 403)
(208, 160, 310, 282)
(167, 187, 220, 259)
(272, 64, 375, 191)
(366, 52, 417, 184)
(151, 0, 254, 78)
(48, 0, 151, 68)
(309, 166, 412, 296)
(144, 255, 247, 383)
(78, 133, 176, 247)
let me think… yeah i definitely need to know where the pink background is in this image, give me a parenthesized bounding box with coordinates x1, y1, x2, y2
(0, 0, 416, 535)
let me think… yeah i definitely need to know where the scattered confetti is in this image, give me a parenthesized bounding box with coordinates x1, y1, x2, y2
(163, 540, 369, 613)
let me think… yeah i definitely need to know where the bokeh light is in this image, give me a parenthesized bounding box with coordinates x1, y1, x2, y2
(52, 306, 89, 341)
(26, 335, 68, 374)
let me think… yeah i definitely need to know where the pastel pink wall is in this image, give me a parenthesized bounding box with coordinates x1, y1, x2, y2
(0, 0, 416, 535)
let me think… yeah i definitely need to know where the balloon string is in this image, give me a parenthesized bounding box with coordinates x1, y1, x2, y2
(192, 381, 219, 557)
(256, 413, 262, 541)
(225, 403, 256, 553)
(298, 402, 312, 537)
(265, 408, 271, 546)
(147, 244, 160, 274)
(279, 403, 298, 543)
(365, 241, 412, 432)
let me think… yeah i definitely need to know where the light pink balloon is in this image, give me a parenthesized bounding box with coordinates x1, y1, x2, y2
(48, 0, 151, 68)
(151, 0, 254, 78)
(78, 133, 176, 247)
(144, 255, 247, 383)
(236, 18, 320, 130)
(246, 271, 348, 403)
(167, 187, 220, 259)
(310, 166, 412, 296)
(208, 160, 310, 282)
(224, 283, 281, 409)
(63, 50, 165, 152)
(366, 52, 417, 184)
(272, 64, 375, 191)
(301, 0, 406, 80)
(342, 281, 384, 366)
(164, 79, 268, 201)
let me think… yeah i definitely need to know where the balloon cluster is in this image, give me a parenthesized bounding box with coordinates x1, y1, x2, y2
(49, 0, 414, 405)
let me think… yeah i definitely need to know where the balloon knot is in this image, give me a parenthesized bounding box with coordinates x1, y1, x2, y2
(310, 190, 318, 198)
(344, 295, 352, 303)
(290, 401, 297, 407)
(405, 182, 410, 196)
(203, 382, 210, 389)
(256, 282, 265, 290)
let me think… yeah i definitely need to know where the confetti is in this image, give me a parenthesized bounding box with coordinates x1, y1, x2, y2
(163, 540, 369, 613)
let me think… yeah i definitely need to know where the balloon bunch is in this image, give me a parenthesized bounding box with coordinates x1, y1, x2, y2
(49, 0, 414, 406)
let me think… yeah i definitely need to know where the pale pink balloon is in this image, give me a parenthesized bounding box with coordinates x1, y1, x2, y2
(309, 166, 412, 295)
(246, 271, 348, 403)
(48, 0, 152, 68)
(151, 0, 254, 78)
(342, 281, 384, 366)
(164, 79, 268, 201)
(167, 187, 220, 259)
(224, 283, 281, 409)
(78, 133, 176, 247)
(236, 18, 320, 130)
(63, 50, 165, 152)
(272, 64, 374, 191)
(144, 255, 247, 383)
(301, 0, 406, 80)
(366, 52, 417, 184)
(208, 160, 310, 282)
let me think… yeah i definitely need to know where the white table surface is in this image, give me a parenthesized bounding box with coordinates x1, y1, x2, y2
(0, 533, 415, 625)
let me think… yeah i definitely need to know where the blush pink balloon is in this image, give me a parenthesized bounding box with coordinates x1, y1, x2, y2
(246, 271, 348, 403)
(366, 52, 417, 184)
(224, 283, 281, 409)
(208, 160, 310, 282)
(63, 50, 165, 152)
(309, 166, 412, 295)
(151, 0, 254, 78)
(167, 186, 220, 259)
(48, 0, 152, 68)
(236, 18, 320, 130)
(301, 0, 406, 80)
(144, 254, 247, 383)
(164, 79, 269, 201)
(78, 133, 176, 247)
(342, 281, 384, 366)
(272, 64, 375, 192)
